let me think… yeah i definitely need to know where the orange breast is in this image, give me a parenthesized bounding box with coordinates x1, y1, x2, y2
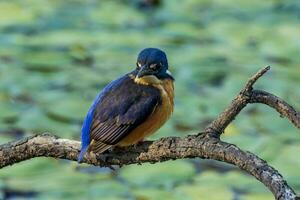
(117, 79, 174, 146)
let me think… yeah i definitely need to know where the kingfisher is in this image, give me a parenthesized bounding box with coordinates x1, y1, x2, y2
(78, 48, 174, 162)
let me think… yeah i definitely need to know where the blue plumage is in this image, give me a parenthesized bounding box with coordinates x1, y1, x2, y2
(78, 76, 126, 162)
(78, 107, 93, 162)
(78, 48, 174, 162)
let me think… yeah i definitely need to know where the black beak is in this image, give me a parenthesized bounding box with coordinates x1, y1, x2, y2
(137, 65, 153, 78)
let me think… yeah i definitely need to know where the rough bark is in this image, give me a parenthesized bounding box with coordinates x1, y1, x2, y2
(0, 67, 299, 200)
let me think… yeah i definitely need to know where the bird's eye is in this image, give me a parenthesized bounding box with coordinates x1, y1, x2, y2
(136, 62, 142, 68)
(149, 63, 160, 71)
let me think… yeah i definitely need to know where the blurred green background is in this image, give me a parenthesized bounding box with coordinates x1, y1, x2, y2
(0, 0, 299, 199)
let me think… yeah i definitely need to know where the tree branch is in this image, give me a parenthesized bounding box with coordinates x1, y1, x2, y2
(0, 67, 299, 200)
(204, 66, 299, 136)
(250, 90, 300, 129)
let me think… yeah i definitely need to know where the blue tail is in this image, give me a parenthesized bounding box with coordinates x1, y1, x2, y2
(78, 105, 95, 163)
(78, 145, 89, 163)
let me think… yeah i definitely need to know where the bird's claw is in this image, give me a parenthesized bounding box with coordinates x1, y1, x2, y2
(97, 154, 116, 171)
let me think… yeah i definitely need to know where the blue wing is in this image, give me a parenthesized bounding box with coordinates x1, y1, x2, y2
(78, 74, 161, 162)
(78, 76, 127, 162)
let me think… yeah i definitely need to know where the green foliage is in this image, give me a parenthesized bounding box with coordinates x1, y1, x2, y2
(120, 161, 195, 188)
(0, 0, 299, 199)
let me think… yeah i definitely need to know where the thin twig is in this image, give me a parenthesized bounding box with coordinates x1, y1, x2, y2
(243, 66, 270, 94)
(251, 90, 300, 129)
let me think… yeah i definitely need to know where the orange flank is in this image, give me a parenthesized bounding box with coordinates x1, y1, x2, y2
(118, 77, 174, 146)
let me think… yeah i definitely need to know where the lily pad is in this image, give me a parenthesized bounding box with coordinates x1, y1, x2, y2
(119, 161, 195, 188)
(43, 96, 90, 123)
(175, 185, 232, 200)
(22, 51, 70, 72)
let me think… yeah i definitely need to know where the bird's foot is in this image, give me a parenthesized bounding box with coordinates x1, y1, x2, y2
(97, 154, 116, 171)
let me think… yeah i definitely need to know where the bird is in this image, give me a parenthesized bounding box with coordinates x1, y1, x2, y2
(78, 48, 174, 162)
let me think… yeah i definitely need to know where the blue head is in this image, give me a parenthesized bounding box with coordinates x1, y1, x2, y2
(135, 48, 173, 80)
